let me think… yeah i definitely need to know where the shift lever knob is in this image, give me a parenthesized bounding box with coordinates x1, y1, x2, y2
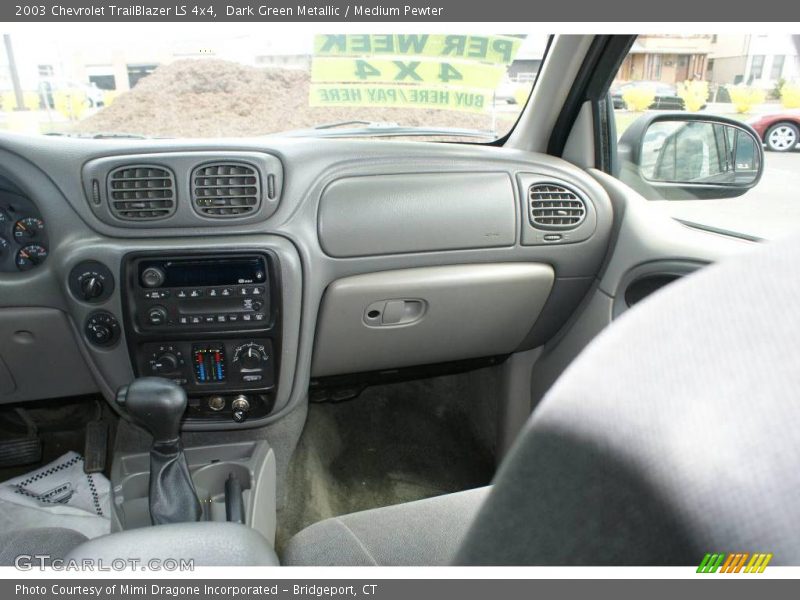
(116, 377, 187, 443)
(116, 377, 202, 525)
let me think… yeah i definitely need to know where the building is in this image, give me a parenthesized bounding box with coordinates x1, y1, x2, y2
(707, 35, 800, 89)
(505, 35, 548, 83)
(616, 35, 713, 85)
(1, 35, 192, 94)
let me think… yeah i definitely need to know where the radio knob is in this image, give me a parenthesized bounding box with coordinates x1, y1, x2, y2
(141, 267, 165, 288)
(80, 276, 104, 300)
(147, 305, 168, 326)
(153, 352, 179, 374)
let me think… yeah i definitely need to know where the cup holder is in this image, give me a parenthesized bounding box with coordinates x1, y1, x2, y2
(193, 461, 252, 502)
(111, 441, 274, 538)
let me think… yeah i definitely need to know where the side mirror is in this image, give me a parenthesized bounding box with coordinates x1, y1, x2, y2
(618, 113, 763, 200)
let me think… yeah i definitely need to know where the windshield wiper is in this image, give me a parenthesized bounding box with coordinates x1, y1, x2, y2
(279, 121, 495, 140)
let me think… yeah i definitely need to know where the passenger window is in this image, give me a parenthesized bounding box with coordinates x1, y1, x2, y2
(610, 34, 800, 240)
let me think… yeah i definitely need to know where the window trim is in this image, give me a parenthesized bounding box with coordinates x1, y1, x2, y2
(486, 35, 554, 148)
(545, 35, 635, 172)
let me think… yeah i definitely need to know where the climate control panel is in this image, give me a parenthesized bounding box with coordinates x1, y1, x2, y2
(136, 339, 274, 390)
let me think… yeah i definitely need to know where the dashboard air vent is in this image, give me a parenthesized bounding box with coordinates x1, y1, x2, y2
(528, 183, 586, 229)
(191, 163, 261, 217)
(107, 165, 176, 220)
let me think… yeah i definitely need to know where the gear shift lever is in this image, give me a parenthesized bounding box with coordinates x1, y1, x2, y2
(116, 377, 202, 525)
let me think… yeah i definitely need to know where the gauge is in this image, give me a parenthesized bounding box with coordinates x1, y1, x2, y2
(16, 244, 48, 271)
(0, 236, 9, 256)
(13, 217, 45, 241)
(0, 209, 8, 225)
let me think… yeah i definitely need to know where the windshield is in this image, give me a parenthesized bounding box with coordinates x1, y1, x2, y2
(0, 25, 548, 141)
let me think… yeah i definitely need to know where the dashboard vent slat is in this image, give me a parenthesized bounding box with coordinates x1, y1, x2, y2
(191, 162, 261, 218)
(528, 183, 587, 230)
(107, 165, 176, 221)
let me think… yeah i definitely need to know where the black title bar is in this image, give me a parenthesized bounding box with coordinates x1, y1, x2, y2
(2, 0, 796, 22)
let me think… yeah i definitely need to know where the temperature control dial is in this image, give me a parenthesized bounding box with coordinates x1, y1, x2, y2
(233, 342, 268, 370)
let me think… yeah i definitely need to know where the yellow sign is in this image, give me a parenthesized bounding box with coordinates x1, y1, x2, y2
(309, 84, 493, 113)
(311, 57, 506, 88)
(309, 34, 525, 114)
(314, 34, 523, 66)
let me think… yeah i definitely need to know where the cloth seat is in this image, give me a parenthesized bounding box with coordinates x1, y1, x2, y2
(0, 528, 88, 566)
(284, 232, 800, 566)
(282, 487, 489, 566)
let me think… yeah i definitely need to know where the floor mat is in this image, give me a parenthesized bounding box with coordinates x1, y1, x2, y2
(0, 451, 111, 539)
(0, 394, 107, 481)
(276, 371, 498, 550)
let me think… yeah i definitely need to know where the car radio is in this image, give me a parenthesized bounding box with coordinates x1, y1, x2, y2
(121, 252, 281, 423)
(131, 255, 270, 331)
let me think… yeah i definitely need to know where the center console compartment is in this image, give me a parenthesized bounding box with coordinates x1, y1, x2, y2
(110, 440, 277, 544)
(121, 251, 282, 425)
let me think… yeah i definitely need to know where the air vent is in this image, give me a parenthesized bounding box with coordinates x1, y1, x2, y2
(191, 163, 261, 217)
(107, 165, 176, 220)
(528, 183, 587, 229)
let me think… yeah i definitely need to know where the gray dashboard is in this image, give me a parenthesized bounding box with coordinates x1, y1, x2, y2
(0, 133, 614, 430)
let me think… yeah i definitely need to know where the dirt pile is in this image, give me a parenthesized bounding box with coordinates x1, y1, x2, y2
(73, 59, 512, 138)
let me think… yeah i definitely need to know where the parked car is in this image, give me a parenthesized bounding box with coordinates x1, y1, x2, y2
(495, 80, 520, 104)
(611, 81, 686, 110)
(748, 110, 800, 152)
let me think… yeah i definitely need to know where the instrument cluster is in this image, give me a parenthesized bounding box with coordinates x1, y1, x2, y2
(0, 191, 48, 273)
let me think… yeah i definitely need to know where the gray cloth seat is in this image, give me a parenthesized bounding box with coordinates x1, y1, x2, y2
(284, 233, 800, 566)
(66, 522, 279, 566)
(0, 522, 278, 567)
(282, 487, 489, 566)
(0, 527, 88, 566)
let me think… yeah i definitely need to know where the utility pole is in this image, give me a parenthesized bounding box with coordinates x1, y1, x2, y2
(3, 34, 25, 111)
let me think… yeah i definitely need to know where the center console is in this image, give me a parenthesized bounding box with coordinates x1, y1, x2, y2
(110, 440, 277, 542)
(121, 251, 282, 425)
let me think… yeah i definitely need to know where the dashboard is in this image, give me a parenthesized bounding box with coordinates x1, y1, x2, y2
(0, 134, 614, 430)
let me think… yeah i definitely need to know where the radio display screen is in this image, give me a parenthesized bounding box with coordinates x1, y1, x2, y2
(139, 257, 267, 287)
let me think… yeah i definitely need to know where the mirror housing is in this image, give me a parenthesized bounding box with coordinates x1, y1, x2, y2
(618, 112, 764, 200)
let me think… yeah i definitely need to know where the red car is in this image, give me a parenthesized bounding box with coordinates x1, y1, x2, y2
(748, 111, 800, 152)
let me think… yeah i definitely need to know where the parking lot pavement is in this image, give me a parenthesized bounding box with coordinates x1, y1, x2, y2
(651, 151, 800, 241)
